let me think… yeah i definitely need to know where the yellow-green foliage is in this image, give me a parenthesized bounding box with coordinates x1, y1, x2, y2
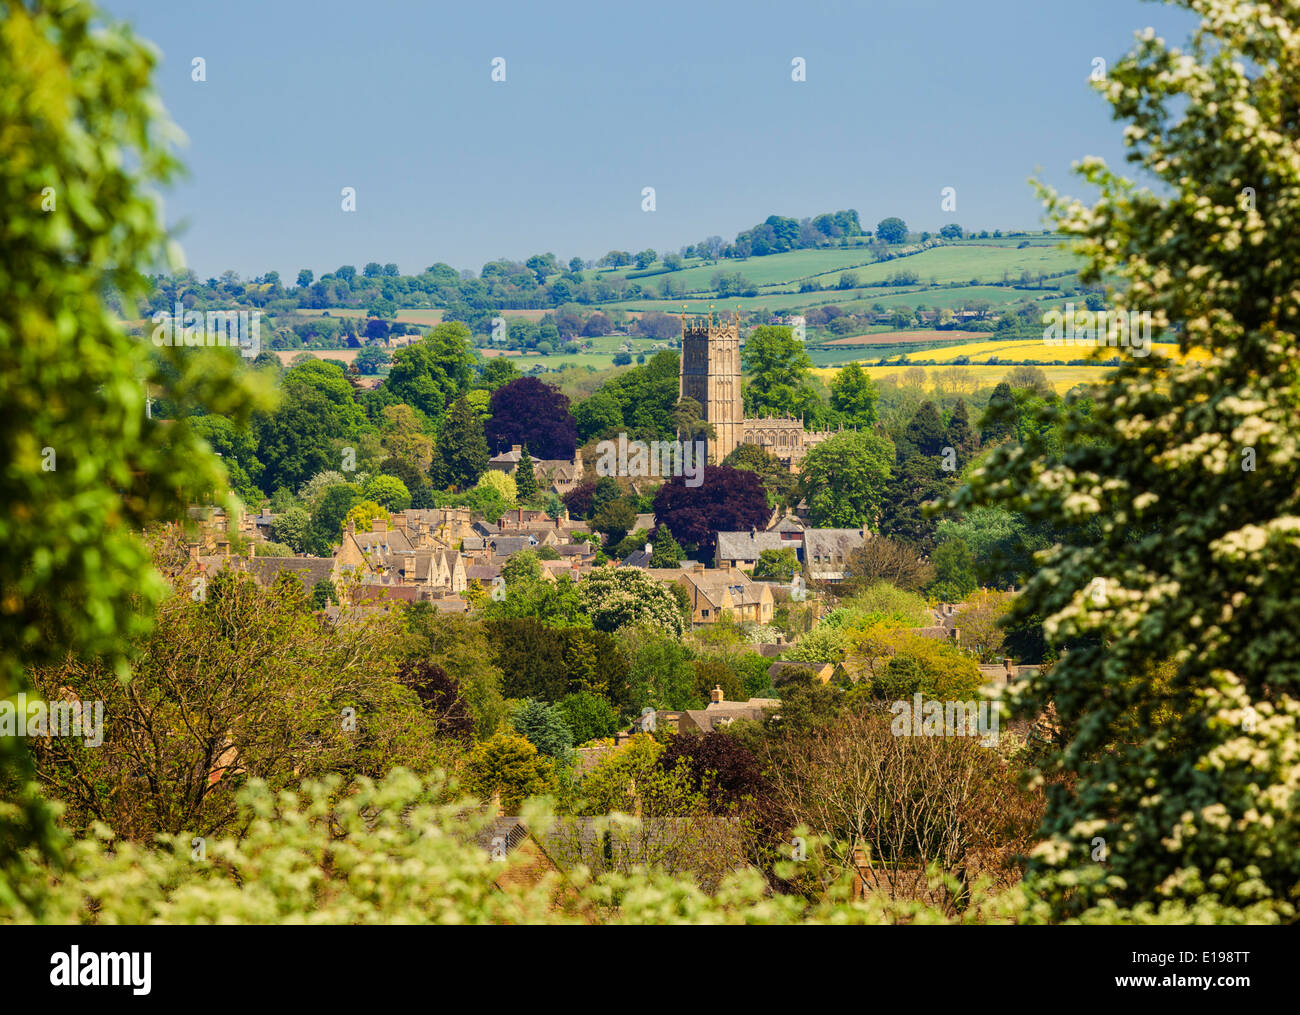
(6, 768, 1283, 925)
(0, 0, 272, 911)
(343, 500, 387, 534)
(960, 0, 1300, 921)
(475, 469, 518, 503)
(464, 732, 554, 812)
(847, 622, 983, 700)
(954, 589, 1014, 663)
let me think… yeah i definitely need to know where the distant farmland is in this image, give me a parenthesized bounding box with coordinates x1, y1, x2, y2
(273, 348, 361, 365)
(293, 307, 445, 326)
(822, 329, 988, 346)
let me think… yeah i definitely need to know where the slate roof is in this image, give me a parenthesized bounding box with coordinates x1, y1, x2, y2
(716, 530, 789, 561)
(244, 556, 336, 588)
(490, 535, 538, 555)
(496, 509, 552, 527)
(351, 527, 414, 555)
(645, 567, 769, 611)
(803, 528, 867, 562)
(475, 817, 532, 855)
(356, 584, 417, 602)
(426, 595, 470, 613)
(767, 660, 832, 684)
(681, 704, 768, 732)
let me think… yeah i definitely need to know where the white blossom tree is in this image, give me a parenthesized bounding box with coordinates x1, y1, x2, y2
(956, 0, 1300, 921)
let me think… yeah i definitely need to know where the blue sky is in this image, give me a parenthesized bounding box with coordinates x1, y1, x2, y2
(101, 0, 1198, 280)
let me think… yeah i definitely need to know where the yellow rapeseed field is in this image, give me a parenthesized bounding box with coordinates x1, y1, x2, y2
(813, 339, 1208, 394)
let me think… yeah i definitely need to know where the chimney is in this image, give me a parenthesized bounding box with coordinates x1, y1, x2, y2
(247, 542, 255, 560)
(693, 563, 705, 573)
(710, 685, 725, 704)
(511, 444, 521, 456)
(187, 542, 200, 563)
(217, 540, 229, 558)
(347, 518, 356, 535)
(372, 518, 386, 534)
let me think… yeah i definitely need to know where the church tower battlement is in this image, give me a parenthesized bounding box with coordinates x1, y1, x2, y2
(680, 311, 743, 463)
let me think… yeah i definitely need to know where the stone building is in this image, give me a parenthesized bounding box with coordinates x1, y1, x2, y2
(680, 313, 744, 462)
(740, 415, 833, 470)
(679, 312, 837, 469)
(487, 445, 585, 495)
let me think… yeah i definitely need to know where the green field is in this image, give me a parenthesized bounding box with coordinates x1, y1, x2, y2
(588, 235, 1076, 297)
(621, 246, 886, 292)
(802, 240, 1077, 288)
(607, 283, 1063, 318)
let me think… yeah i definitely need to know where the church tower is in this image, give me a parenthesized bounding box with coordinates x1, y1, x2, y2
(680, 310, 743, 463)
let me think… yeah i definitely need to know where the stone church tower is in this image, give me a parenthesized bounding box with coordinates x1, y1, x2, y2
(680, 312, 744, 463)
